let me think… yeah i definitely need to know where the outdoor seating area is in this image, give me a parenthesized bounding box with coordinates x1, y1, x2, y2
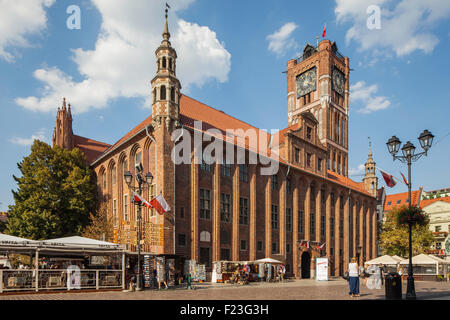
(0, 233, 126, 293)
(212, 258, 286, 284)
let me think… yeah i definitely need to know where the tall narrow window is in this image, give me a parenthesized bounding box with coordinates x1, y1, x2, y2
(299, 210, 304, 234)
(239, 164, 248, 182)
(113, 199, 117, 226)
(239, 198, 249, 225)
(200, 189, 211, 220)
(294, 147, 300, 163)
(124, 194, 129, 221)
(310, 211, 316, 239)
(170, 87, 175, 102)
(102, 172, 106, 189)
(169, 58, 172, 71)
(220, 193, 231, 223)
(221, 157, 231, 177)
(160, 85, 166, 100)
(306, 127, 312, 140)
(330, 217, 335, 238)
(271, 205, 279, 229)
(306, 153, 312, 167)
(111, 164, 116, 185)
(286, 208, 292, 232)
(162, 56, 167, 68)
(272, 175, 278, 190)
(320, 215, 326, 237)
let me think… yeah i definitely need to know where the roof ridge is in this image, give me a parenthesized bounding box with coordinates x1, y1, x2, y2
(74, 134, 111, 147)
(181, 94, 263, 132)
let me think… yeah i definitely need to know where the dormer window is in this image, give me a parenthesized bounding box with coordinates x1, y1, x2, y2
(306, 127, 312, 140)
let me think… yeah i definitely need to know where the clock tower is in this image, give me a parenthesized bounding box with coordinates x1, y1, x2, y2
(286, 39, 350, 176)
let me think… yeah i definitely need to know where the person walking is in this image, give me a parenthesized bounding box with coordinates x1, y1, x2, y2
(348, 257, 360, 297)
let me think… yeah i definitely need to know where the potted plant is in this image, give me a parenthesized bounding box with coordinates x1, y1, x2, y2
(396, 205, 429, 227)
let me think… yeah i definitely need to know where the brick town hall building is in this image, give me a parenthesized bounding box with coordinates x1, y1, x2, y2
(52, 14, 378, 279)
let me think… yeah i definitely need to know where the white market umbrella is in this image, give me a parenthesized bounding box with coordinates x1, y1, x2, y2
(254, 258, 283, 264)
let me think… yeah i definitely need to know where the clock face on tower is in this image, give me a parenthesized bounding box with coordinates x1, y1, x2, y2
(332, 67, 345, 96)
(296, 67, 316, 98)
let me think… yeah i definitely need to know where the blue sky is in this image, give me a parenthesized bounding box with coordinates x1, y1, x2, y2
(1, 0, 450, 210)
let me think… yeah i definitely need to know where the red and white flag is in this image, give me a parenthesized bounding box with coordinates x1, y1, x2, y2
(322, 24, 326, 38)
(319, 243, 325, 250)
(150, 193, 171, 215)
(400, 172, 408, 186)
(133, 191, 153, 210)
(380, 170, 396, 188)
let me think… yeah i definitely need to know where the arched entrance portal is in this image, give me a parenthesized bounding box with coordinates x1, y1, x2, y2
(301, 251, 311, 279)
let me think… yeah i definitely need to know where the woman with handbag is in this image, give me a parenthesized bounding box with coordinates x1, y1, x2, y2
(348, 257, 360, 297)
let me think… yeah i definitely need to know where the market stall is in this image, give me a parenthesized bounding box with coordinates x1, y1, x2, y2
(0, 234, 126, 293)
(399, 253, 449, 281)
(364, 255, 403, 273)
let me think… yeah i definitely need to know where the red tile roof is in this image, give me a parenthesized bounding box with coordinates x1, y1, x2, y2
(327, 170, 371, 196)
(73, 135, 110, 164)
(420, 196, 450, 209)
(89, 94, 373, 197)
(384, 189, 422, 212)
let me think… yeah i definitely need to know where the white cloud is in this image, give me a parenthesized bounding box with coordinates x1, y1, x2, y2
(335, 0, 450, 57)
(351, 81, 391, 114)
(349, 164, 365, 176)
(10, 129, 46, 146)
(266, 22, 299, 57)
(15, 0, 231, 114)
(0, 0, 55, 62)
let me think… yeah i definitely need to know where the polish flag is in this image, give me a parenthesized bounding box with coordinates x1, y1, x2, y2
(319, 243, 325, 250)
(150, 194, 171, 215)
(133, 191, 153, 210)
(322, 24, 326, 38)
(306, 241, 310, 249)
(380, 170, 396, 188)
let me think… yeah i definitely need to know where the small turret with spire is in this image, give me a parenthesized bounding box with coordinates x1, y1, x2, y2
(363, 137, 378, 197)
(150, 3, 181, 131)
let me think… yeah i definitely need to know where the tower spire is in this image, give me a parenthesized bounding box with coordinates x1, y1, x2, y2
(162, 3, 171, 45)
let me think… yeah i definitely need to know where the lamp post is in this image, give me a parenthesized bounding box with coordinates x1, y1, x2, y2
(386, 129, 434, 300)
(124, 163, 153, 291)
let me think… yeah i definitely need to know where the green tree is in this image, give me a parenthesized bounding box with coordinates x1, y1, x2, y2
(379, 207, 434, 257)
(5, 140, 97, 240)
(82, 199, 113, 242)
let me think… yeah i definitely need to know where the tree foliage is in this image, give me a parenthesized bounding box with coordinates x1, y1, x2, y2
(82, 199, 113, 242)
(379, 207, 434, 257)
(5, 140, 97, 240)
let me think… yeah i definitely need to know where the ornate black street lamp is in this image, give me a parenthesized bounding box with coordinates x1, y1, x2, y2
(124, 163, 153, 291)
(386, 129, 434, 300)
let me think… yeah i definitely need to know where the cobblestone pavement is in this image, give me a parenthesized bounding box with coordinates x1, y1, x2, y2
(1, 279, 449, 300)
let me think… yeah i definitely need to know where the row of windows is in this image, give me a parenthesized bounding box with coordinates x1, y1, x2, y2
(294, 147, 323, 172)
(176, 233, 291, 255)
(200, 160, 249, 182)
(157, 56, 175, 72)
(101, 151, 141, 188)
(111, 184, 157, 226)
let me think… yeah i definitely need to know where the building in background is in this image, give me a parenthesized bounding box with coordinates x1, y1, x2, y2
(51, 12, 378, 278)
(421, 188, 450, 200)
(420, 197, 450, 258)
